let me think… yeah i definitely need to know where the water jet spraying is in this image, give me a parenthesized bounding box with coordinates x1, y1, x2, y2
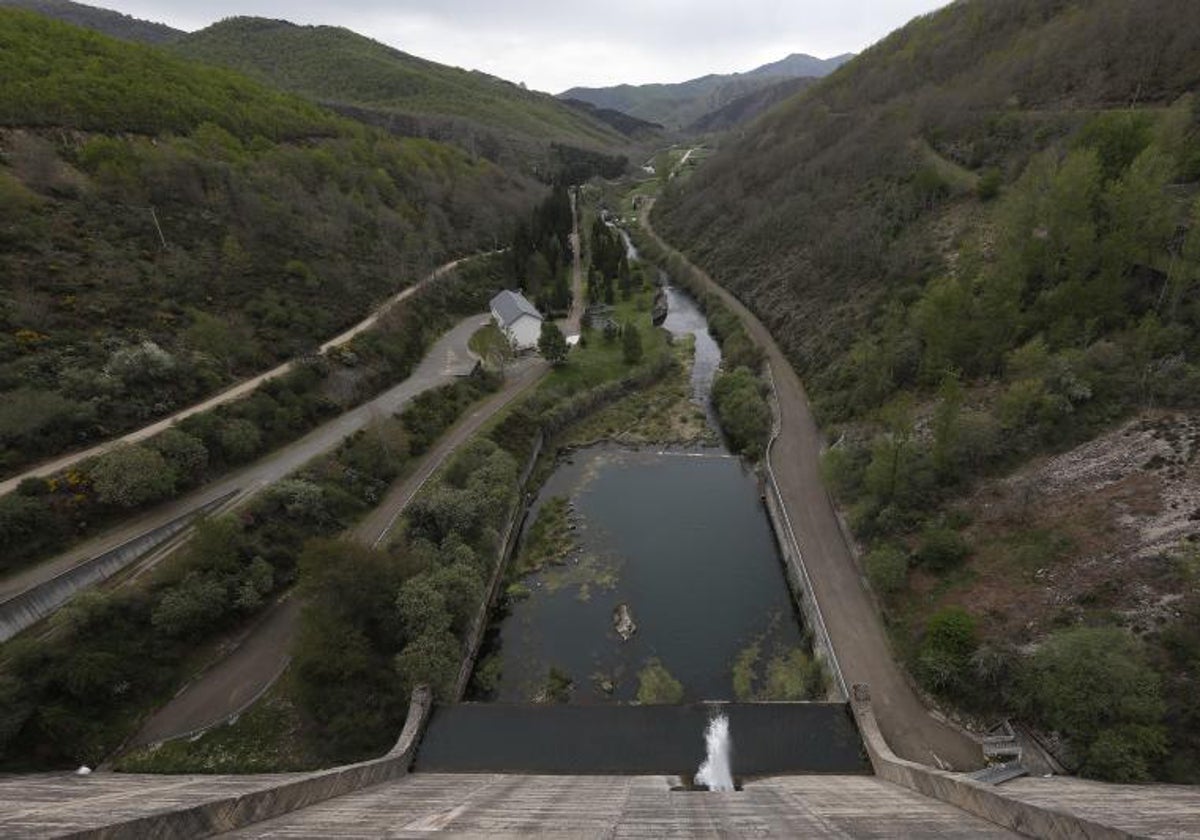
(696, 713, 734, 791)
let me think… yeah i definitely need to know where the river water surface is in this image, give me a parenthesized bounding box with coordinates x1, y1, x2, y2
(470, 248, 807, 705)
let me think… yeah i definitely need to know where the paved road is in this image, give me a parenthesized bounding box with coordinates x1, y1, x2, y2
(640, 200, 982, 772)
(127, 355, 550, 749)
(0, 253, 495, 497)
(0, 315, 486, 606)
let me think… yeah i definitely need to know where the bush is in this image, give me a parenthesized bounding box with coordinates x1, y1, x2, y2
(89, 444, 176, 507)
(915, 527, 971, 572)
(1017, 627, 1166, 781)
(712, 367, 770, 460)
(916, 606, 978, 696)
(865, 543, 909, 596)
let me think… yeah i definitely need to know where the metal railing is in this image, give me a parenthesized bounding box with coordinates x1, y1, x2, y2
(763, 362, 849, 701)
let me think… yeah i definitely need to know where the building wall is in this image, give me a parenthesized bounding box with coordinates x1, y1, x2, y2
(509, 315, 542, 350)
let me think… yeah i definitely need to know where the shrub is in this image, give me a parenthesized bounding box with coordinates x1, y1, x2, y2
(866, 543, 910, 596)
(1017, 627, 1166, 781)
(916, 606, 978, 696)
(915, 527, 971, 572)
(712, 367, 770, 460)
(89, 444, 176, 508)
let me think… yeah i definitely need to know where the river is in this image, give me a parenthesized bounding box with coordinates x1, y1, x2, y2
(468, 232, 812, 705)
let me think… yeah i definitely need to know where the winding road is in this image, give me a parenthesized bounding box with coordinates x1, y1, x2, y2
(0, 315, 486, 613)
(129, 356, 548, 749)
(0, 252, 497, 498)
(640, 199, 982, 772)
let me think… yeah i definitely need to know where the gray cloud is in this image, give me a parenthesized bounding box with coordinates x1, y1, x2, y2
(103, 0, 949, 92)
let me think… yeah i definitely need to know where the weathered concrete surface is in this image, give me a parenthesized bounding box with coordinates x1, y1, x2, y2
(0, 491, 237, 642)
(640, 202, 983, 772)
(222, 774, 1021, 838)
(850, 684, 1200, 839)
(1000, 777, 1200, 840)
(0, 688, 433, 840)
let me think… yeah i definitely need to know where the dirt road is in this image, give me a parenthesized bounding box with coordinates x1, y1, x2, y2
(564, 188, 585, 337)
(128, 356, 548, 748)
(0, 253, 495, 497)
(641, 200, 982, 771)
(0, 315, 486, 606)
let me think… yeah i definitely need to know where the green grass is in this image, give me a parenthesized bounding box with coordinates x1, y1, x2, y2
(542, 292, 666, 393)
(113, 678, 321, 774)
(515, 496, 574, 575)
(469, 323, 512, 369)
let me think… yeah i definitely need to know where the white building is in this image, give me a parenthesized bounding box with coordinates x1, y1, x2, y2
(489, 289, 544, 351)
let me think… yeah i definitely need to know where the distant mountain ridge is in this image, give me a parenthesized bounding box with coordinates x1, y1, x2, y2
(0, 0, 181, 42)
(687, 76, 817, 134)
(558, 52, 853, 131)
(745, 52, 856, 79)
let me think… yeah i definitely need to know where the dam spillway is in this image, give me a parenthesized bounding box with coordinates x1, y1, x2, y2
(413, 702, 869, 776)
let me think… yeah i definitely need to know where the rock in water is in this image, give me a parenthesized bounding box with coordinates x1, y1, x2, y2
(614, 603, 637, 640)
(651, 288, 668, 326)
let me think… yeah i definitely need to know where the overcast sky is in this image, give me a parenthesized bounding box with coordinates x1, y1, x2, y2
(101, 0, 949, 93)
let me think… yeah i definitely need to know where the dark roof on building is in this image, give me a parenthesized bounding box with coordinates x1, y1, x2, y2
(490, 290, 542, 327)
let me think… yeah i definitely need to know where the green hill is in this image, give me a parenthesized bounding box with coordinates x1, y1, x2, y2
(656, 0, 1200, 783)
(170, 17, 632, 170)
(0, 9, 537, 476)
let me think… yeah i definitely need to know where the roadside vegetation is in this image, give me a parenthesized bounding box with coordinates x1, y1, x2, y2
(0, 361, 503, 771)
(0, 257, 506, 578)
(654, 0, 1200, 782)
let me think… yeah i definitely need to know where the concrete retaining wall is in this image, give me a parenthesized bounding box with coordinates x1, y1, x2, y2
(66, 687, 434, 840)
(0, 491, 238, 642)
(452, 432, 544, 700)
(761, 365, 848, 702)
(850, 684, 1136, 840)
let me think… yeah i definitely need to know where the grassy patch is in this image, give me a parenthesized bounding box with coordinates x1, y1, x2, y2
(562, 335, 714, 447)
(515, 496, 575, 575)
(636, 658, 684, 704)
(732, 642, 760, 701)
(114, 678, 320, 774)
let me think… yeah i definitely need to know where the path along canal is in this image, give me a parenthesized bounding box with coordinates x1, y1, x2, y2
(468, 245, 818, 706)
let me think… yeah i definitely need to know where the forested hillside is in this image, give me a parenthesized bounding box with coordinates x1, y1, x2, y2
(0, 10, 537, 476)
(0, 0, 181, 43)
(560, 52, 850, 131)
(656, 0, 1200, 783)
(170, 17, 631, 173)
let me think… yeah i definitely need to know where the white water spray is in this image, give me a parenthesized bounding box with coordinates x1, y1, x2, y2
(695, 714, 734, 791)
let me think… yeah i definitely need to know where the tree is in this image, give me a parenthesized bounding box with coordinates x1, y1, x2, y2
(90, 444, 176, 507)
(538, 320, 569, 365)
(1018, 627, 1166, 781)
(151, 428, 208, 484)
(621, 322, 643, 365)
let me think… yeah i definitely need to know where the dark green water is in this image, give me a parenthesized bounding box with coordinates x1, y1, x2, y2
(475, 445, 807, 703)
